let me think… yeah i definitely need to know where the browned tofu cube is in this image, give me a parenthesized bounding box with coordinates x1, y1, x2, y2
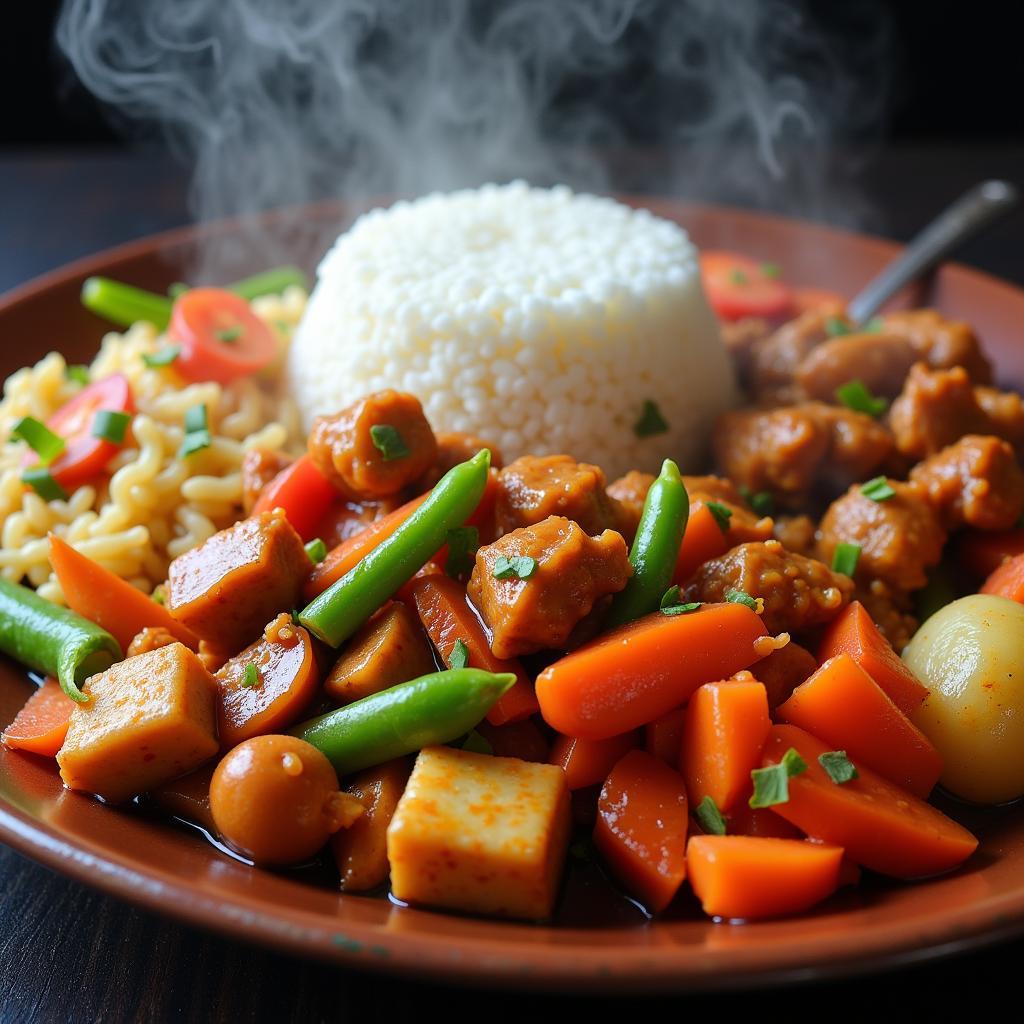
(166, 509, 310, 653)
(57, 643, 219, 803)
(324, 601, 436, 704)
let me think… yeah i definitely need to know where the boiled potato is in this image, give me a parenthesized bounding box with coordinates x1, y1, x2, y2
(903, 594, 1024, 804)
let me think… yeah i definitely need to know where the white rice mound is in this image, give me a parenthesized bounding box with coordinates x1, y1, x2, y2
(287, 182, 737, 480)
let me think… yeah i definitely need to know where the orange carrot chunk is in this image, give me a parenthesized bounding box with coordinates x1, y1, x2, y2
(681, 676, 770, 812)
(981, 551, 1024, 603)
(1, 678, 74, 757)
(817, 601, 928, 715)
(536, 603, 768, 740)
(673, 502, 730, 584)
(762, 725, 978, 878)
(777, 653, 942, 798)
(593, 749, 689, 912)
(49, 533, 198, 652)
(686, 835, 843, 921)
(550, 731, 638, 791)
(644, 706, 686, 767)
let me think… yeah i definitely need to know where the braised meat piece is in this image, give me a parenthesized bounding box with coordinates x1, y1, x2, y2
(975, 386, 1024, 450)
(817, 480, 946, 591)
(496, 455, 624, 537)
(773, 514, 818, 556)
(909, 435, 1024, 531)
(240, 448, 294, 513)
(721, 316, 772, 389)
(880, 309, 992, 384)
(751, 309, 842, 400)
(167, 509, 310, 653)
(308, 389, 437, 500)
(854, 579, 918, 654)
(794, 331, 918, 401)
(684, 539, 853, 636)
(126, 626, 178, 659)
(468, 516, 631, 659)
(415, 432, 504, 492)
(607, 470, 655, 540)
(746, 640, 818, 710)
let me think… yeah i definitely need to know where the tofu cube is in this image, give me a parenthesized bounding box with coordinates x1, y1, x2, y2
(57, 643, 219, 803)
(386, 745, 571, 920)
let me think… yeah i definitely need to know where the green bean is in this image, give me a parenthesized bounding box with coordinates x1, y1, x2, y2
(294, 668, 515, 775)
(604, 458, 689, 629)
(298, 449, 491, 647)
(228, 266, 309, 300)
(0, 578, 122, 703)
(80, 277, 173, 330)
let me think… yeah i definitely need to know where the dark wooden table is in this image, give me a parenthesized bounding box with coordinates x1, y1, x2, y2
(2, 145, 1023, 1023)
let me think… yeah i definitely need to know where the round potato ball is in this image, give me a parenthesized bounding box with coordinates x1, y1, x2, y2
(210, 735, 358, 864)
(904, 594, 1024, 804)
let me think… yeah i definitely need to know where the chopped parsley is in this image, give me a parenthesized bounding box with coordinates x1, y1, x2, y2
(180, 403, 211, 458)
(695, 795, 727, 836)
(835, 379, 888, 418)
(738, 485, 774, 517)
(21, 467, 68, 502)
(142, 345, 181, 368)
(860, 476, 896, 502)
(11, 416, 65, 465)
(305, 538, 327, 564)
(749, 747, 808, 808)
(241, 663, 261, 688)
(830, 542, 861, 577)
(65, 364, 90, 385)
(184, 404, 208, 433)
(660, 586, 702, 617)
(369, 424, 409, 461)
(91, 410, 131, 445)
(449, 639, 470, 670)
(825, 316, 851, 337)
(759, 262, 782, 280)
(725, 588, 758, 611)
(706, 501, 733, 534)
(445, 525, 479, 578)
(215, 326, 243, 344)
(492, 554, 537, 580)
(634, 399, 669, 438)
(819, 750, 859, 784)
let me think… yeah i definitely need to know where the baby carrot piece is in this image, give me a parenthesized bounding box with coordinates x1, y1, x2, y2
(686, 835, 843, 921)
(49, 533, 198, 652)
(1, 678, 74, 756)
(549, 731, 638, 790)
(818, 601, 928, 715)
(644, 706, 686, 767)
(681, 676, 770, 812)
(777, 654, 942, 798)
(594, 750, 689, 912)
(673, 501, 730, 584)
(761, 725, 978, 878)
(981, 551, 1024, 603)
(536, 602, 768, 740)
(409, 574, 539, 726)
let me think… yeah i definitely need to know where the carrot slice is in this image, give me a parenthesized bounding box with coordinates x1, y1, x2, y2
(408, 575, 538, 725)
(550, 731, 638, 790)
(1, 678, 74, 756)
(762, 724, 978, 878)
(686, 835, 843, 920)
(681, 677, 770, 812)
(48, 533, 198, 651)
(536, 603, 769, 740)
(778, 653, 942, 798)
(673, 502, 730, 584)
(956, 527, 1024, 579)
(645, 706, 686, 767)
(594, 749, 689, 912)
(818, 601, 928, 715)
(981, 551, 1024, 603)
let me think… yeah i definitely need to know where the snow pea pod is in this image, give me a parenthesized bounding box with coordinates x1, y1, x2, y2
(294, 668, 516, 776)
(604, 458, 689, 629)
(80, 277, 173, 330)
(298, 448, 491, 647)
(0, 577, 122, 702)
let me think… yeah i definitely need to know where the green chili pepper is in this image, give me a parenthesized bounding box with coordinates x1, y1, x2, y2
(228, 265, 309, 300)
(604, 458, 689, 630)
(0, 578, 123, 703)
(294, 668, 515, 775)
(298, 449, 491, 647)
(80, 277, 173, 330)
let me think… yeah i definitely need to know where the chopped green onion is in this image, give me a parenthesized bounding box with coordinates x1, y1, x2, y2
(492, 554, 537, 580)
(65, 365, 90, 385)
(634, 399, 669, 438)
(215, 326, 243, 344)
(864, 317, 885, 333)
(819, 750, 858, 784)
(695, 795, 727, 835)
(825, 316, 851, 337)
(738, 485, 774, 517)
(759, 262, 782, 279)
(449, 639, 470, 670)
(861, 476, 896, 502)
(725, 589, 759, 611)
(21, 468, 68, 502)
(227, 266, 308, 300)
(660, 585, 681, 609)
(831, 542, 861, 577)
(729, 268, 749, 285)
(80, 277, 173, 330)
(91, 410, 131, 445)
(241, 663, 261, 688)
(152, 586, 166, 606)
(706, 501, 733, 534)
(305, 538, 327, 564)
(11, 417, 65, 465)
(369, 424, 409, 461)
(835, 379, 888, 418)
(461, 730, 493, 755)
(749, 747, 807, 808)
(445, 526, 479, 578)
(142, 346, 181, 369)
(179, 430, 211, 457)
(184, 404, 208, 434)
(662, 601, 701, 616)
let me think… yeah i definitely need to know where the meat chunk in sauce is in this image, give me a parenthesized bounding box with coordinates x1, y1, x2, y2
(795, 331, 918, 401)
(909, 435, 1024, 531)
(126, 626, 178, 659)
(468, 516, 631, 659)
(817, 480, 946, 591)
(415, 432, 505, 492)
(683, 475, 774, 545)
(714, 402, 893, 509)
(684, 539, 853, 636)
(240, 448, 294, 514)
(308, 390, 437, 500)
(606, 470, 655, 540)
(721, 316, 772, 390)
(496, 455, 624, 537)
(854, 579, 918, 654)
(772, 514, 818, 557)
(167, 509, 310, 654)
(751, 309, 840, 400)
(880, 309, 992, 384)
(975, 387, 1024, 451)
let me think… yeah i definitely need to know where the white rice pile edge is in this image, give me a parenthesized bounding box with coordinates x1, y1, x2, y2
(287, 181, 738, 481)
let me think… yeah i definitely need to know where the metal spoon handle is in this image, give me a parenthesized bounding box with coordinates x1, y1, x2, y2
(847, 179, 1019, 325)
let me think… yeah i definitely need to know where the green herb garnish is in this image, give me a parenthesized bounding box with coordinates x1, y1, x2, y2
(725, 588, 758, 611)
(633, 399, 669, 439)
(860, 476, 896, 502)
(241, 663, 261, 688)
(184, 404, 208, 433)
(449, 639, 470, 670)
(65, 364, 90, 385)
(492, 555, 537, 580)
(749, 747, 808, 808)
(759, 262, 782, 279)
(21, 467, 68, 502)
(142, 345, 181, 368)
(91, 410, 131, 445)
(825, 316, 851, 337)
(179, 404, 211, 458)
(662, 601, 701, 616)
(445, 525, 480, 579)
(305, 538, 327, 564)
(695, 795, 727, 835)
(706, 501, 733, 534)
(660, 585, 681, 609)
(729, 268, 749, 285)
(11, 416, 65, 465)
(215, 326, 243, 344)
(831, 542, 861, 577)
(835, 379, 888, 418)
(819, 750, 859, 784)
(864, 317, 885, 333)
(369, 424, 409, 461)
(738, 485, 775, 518)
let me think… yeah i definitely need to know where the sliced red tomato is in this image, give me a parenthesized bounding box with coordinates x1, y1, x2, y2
(700, 251, 795, 322)
(169, 288, 278, 384)
(26, 374, 135, 490)
(251, 453, 339, 541)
